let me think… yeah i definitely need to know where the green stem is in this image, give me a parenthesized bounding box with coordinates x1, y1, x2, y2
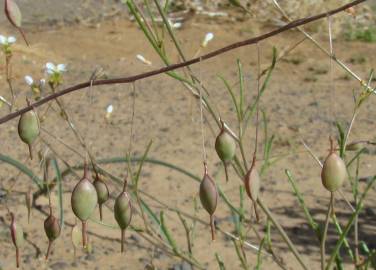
(321, 192, 334, 270)
(326, 177, 376, 270)
(258, 198, 310, 270)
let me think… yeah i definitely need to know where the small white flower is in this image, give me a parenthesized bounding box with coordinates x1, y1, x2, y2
(136, 54, 152, 66)
(106, 104, 114, 114)
(0, 35, 16, 46)
(172, 22, 182, 29)
(40, 79, 46, 87)
(57, 64, 66, 72)
(7, 36, 16, 44)
(202, 32, 214, 47)
(45, 62, 67, 75)
(25, 75, 34, 86)
(105, 104, 114, 119)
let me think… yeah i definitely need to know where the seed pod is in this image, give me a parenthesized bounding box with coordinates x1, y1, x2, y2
(44, 214, 61, 259)
(199, 163, 218, 240)
(244, 164, 261, 222)
(321, 151, 347, 192)
(25, 189, 32, 224)
(18, 109, 40, 160)
(93, 174, 109, 221)
(114, 189, 132, 253)
(10, 212, 24, 268)
(4, 0, 29, 45)
(71, 164, 97, 248)
(215, 122, 236, 182)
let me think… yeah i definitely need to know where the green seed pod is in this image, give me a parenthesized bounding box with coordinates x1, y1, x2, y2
(215, 128, 236, 162)
(321, 152, 347, 192)
(215, 124, 236, 182)
(10, 212, 24, 268)
(18, 110, 40, 160)
(4, 0, 29, 45)
(93, 174, 109, 221)
(199, 164, 218, 240)
(71, 164, 97, 247)
(44, 214, 61, 259)
(114, 191, 132, 253)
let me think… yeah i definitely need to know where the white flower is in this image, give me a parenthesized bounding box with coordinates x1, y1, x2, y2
(106, 104, 114, 114)
(0, 35, 16, 46)
(45, 62, 67, 75)
(24, 75, 34, 86)
(105, 104, 114, 119)
(136, 54, 152, 66)
(202, 32, 214, 47)
(40, 79, 46, 87)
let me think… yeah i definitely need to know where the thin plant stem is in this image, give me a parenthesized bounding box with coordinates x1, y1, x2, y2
(321, 192, 334, 270)
(301, 139, 323, 168)
(5, 55, 15, 112)
(258, 198, 310, 270)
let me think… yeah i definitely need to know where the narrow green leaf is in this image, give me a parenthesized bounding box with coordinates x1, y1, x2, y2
(336, 122, 345, 158)
(160, 211, 179, 254)
(0, 153, 43, 189)
(215, 253, 226, 270)
(326, 176, 376, 270)
(134, 140, 153, 187)
(219, 75, 241, 123)
(51, 158, 64, 229)
(285, 170, 319, 237)
(237, 59, 245, 118)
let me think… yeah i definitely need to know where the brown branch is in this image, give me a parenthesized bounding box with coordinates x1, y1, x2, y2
(0, 0, 365, 125)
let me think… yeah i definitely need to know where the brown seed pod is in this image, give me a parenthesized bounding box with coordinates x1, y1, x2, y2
(71, 163, 97, 248)
(244, 164, 261, 222)
(215, 121, 236, 182)
(25, 189, 32, 224)
(93, 173, 109, 221)
(114, 180, 132, 253)
(199, 163, 218, 240)
(4, 0, 29, 45)
(44, 214, 61, 259)
(9, 212, 24, 268)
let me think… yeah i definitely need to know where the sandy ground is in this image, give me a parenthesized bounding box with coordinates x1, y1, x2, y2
(0, 1, 375, 270)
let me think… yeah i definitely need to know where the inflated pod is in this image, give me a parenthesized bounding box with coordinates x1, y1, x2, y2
(114, 187, 132, 253)
(215, 122, 236, 182)
(71, 164, 97, 247)
(44, 214, 61, 259)
(93, 174, 109, 221)
(199, 163, 218, 240)
(18, 109, 40, 160)
(244, 164, 261, 221)
(10, 212, 24, 268)
(4, 0, 29, 45)
(321, 151, 347, 192)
